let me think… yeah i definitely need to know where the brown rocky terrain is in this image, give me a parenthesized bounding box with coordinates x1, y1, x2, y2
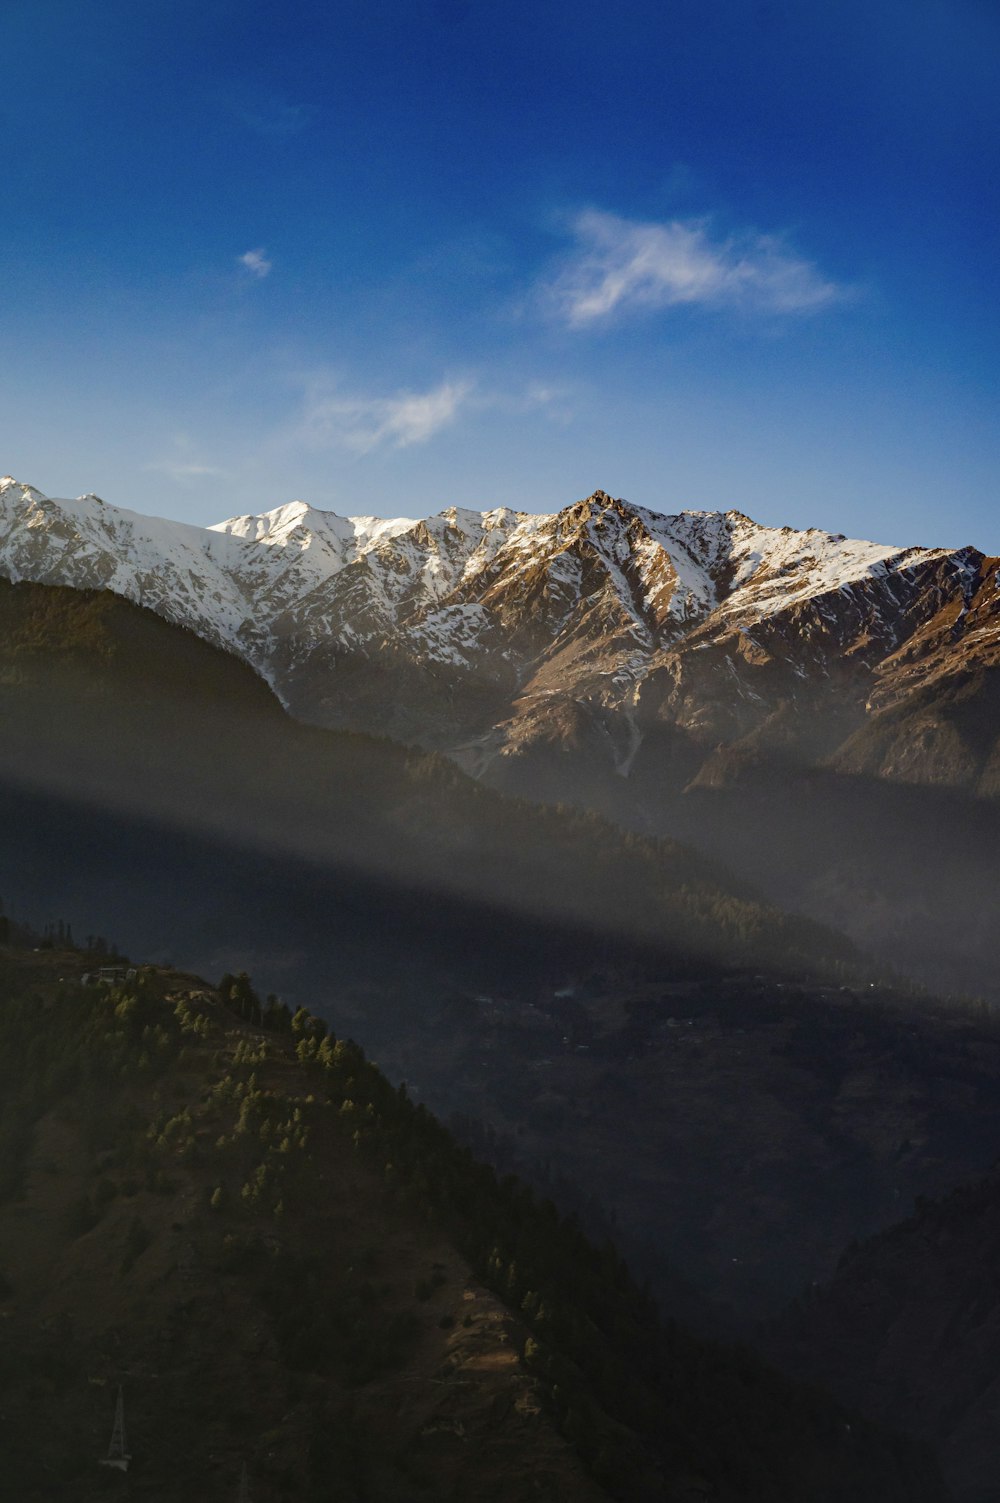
(5, 477, 998, 808)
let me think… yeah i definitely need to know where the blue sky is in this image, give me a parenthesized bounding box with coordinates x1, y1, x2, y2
(3, 0, 998, 548)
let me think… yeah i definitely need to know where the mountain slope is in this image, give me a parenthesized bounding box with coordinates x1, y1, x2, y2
(0, 940, 946, 1503)
(0, 948, 610, 1503)
(767, 1165, 1000, 1503)
(0, 571, 855, 978)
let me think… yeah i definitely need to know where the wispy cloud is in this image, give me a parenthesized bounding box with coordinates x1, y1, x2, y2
(143, 460, 232, 485)
(298, 378, 473, 453)
(482, 381, 577, 426)
(545, 209, 843, 326)
(239, 248, 272, 280)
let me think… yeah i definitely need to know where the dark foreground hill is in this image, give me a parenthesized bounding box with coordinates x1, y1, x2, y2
(0, 938, 944, 1502)
(766, 1164, 1000, 1503)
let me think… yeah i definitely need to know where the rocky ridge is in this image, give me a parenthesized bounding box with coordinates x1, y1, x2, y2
(3, 476, 995, 799)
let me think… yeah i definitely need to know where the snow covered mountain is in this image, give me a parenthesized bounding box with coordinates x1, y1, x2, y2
(1, 475, 996, 802)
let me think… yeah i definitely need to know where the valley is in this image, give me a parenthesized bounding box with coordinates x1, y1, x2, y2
(372, 969, 1000, 1318)
(2, 481, 1000, 1496)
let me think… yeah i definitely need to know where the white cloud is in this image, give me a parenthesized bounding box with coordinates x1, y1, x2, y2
(143, 460, 232, 484)
(546, 209, 842, 326)
(239, 248, 272, 280)
(299, 378, 473, 453)
(477, 380, 576, 426)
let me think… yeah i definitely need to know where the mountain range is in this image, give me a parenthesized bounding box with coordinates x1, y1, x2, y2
(3, 476, 997, 800)
(3, 474, 999, 1001)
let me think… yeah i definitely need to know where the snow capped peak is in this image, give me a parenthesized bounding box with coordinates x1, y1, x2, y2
(0, 477, 949, 615)
(218, 499, 316, 539)
(0, 475, 980, 759)
(482, 506, 522, 528)
(211, 498, 414, 551)
(0, 476, 48, 504)
(437, 504, 487, 528)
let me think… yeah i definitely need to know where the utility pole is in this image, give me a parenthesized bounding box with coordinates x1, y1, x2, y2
(98, 1385, 131, 1472)
(237, 1459, 252, 1502)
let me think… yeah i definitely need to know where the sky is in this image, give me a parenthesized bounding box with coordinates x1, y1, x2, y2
(2, 0, 998, 549)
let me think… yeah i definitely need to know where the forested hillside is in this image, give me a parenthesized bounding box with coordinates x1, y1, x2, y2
(0, 932, 943, 1502)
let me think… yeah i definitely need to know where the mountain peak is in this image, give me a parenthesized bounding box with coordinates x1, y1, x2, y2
(0, 474, 985, 789)
(0, 476, 46, 503)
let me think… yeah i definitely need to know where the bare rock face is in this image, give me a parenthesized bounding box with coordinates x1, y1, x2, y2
(830, 555, 1000, 798)
(1, 475, 997, 802)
